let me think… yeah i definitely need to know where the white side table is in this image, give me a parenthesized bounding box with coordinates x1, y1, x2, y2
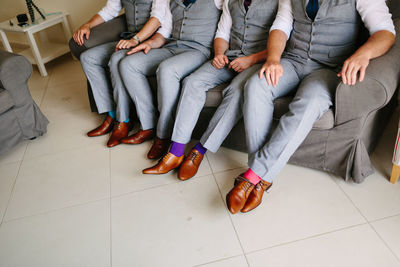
(0, 12, 72, 77)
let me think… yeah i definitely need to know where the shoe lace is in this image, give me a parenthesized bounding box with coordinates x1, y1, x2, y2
(188, 151, 198, 161)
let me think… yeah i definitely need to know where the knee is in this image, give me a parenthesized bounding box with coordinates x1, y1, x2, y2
(108, 51, 124, 69)
(80, 49, 95, 65)
(156, 60, 179, 79)
(244, 74, 273, 104)
(181, 74, 205, 96)
(292, 94, 331, 119)
(119, 56, 141, 77)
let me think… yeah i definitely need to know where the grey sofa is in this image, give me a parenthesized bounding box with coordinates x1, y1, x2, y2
(0, 51, 49, 156)
(69, 5, 400, 183)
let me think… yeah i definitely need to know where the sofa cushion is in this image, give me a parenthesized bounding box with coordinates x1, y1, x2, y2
(205, 85, 335, 130)
(0, 89, 14, 115)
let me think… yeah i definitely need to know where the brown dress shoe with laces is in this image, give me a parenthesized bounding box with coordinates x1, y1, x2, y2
(147, 138, 171, 159)
(142, 152, 184, 174)
(178, 149, 204, 181)
(107, 121, 132, 147)
(121, 129, 155, 144)
(226, 175, 255, 214)
(241, 180, 272, 213)
(87, 115, 114, 137)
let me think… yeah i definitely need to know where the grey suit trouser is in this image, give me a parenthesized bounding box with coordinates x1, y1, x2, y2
(172, 60, 262, 152)
(80, 41, 132, 122)
(244, 57, 341, 182)
(118, 43, 208, 138)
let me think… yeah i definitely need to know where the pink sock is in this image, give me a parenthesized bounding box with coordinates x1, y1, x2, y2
(243, 168, 262, 185)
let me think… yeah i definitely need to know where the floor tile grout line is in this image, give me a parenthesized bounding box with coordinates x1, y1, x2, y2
(0, 142, 29, 226)
(35, 65, 54, 108)
(321, 174, 400, 263)
(369, 223, 400, 263)
(205, 155, 251, 267)
(2, 196, 110, 224)
(327, 173, 369, 222)
(22, 139, 109, 162)
(368, 212, 400, 224)
(244, 221, 369, 257)
(109, 171, 213, 200)
(191, 254, 245, 267)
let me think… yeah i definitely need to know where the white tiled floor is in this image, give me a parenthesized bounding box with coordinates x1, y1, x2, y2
(0, 55, 399, 267)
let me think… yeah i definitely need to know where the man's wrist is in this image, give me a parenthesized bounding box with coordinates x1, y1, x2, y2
(132, 35, 141, 44)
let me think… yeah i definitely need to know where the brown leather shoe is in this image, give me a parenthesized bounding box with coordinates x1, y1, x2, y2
(87, 115, 114, 137)
(107, 121, 132, 147)
(147, 138, 171, 159)
(120, 129, 155, 144)
(178, 149, 204, 181)
(226, 175, 255, 214)
(241, 180, 272, 213)
(142, 152, 184, 174)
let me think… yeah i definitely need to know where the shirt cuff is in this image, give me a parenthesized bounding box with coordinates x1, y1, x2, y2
(369, 24, 396, 36)
(157, 27, 171, 39)
(214, 32, 230, 42)
(269, 25, 292, 40)
(97, 11, 113, 22)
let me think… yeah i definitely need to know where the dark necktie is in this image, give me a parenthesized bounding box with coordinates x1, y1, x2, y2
(183, 0, 196, 7)
(306, 0, 319, 20)
(244, 0, 252, 11)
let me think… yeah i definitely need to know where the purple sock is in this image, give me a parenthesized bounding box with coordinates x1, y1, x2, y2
(194, 142, 207, 155)
(169, 142, 185, 157)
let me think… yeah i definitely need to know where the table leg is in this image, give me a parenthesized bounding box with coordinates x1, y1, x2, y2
(390, 164, 400, 184)
(61, 16, 75, 60)
(26, 31, 47, 77)
(0, 30, 12, 52)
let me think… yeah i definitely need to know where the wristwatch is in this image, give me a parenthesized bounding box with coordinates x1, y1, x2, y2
(132, 35, 141, 44)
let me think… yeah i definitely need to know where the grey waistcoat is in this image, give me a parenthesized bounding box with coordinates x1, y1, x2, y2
(284, 0, 362, 67)
(121, 0, 153, 33)
(168, 0, 222, 57)
(228, 0, 278, 57)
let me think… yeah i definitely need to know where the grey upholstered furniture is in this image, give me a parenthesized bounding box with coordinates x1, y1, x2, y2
(69, 4, 400, 183)
(0, 51, 48, 156)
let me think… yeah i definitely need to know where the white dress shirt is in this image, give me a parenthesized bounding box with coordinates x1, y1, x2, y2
(156, 0, 224, 38)
(214, 0, 234, 42)
(270, 0, 396, 39)
(98, 0, 167, 27)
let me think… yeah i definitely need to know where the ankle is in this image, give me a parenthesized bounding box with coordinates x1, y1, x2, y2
(243, 168, 262, 185)
(193, 142, 207, 155)
(169, 141, 186, 157)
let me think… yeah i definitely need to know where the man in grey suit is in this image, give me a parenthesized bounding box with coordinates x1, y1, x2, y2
(115, 0, 223, 160)
(73, 0, 165, 147)
(226, 0, 396, 214)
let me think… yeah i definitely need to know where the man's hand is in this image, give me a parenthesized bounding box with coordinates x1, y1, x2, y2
(212, 54, 229, 69)
(126, 42, 152, 55)
(116, 39, 139, 51)
(338, 54, 370, 85)
(228, 56, 254, 73)
(259, 60, 283, 87)
(73, 24, 91, 46)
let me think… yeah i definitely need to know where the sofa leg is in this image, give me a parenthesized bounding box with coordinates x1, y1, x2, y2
(390, 164, 400, 184)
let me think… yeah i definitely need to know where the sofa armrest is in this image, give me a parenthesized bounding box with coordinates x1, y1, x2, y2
(69, 14, 127, 59)
(334, 19, 400, 125)
(0, 51, 32, 101)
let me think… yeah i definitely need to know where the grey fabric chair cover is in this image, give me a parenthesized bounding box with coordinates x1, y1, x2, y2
(0, 51, 49, 156)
